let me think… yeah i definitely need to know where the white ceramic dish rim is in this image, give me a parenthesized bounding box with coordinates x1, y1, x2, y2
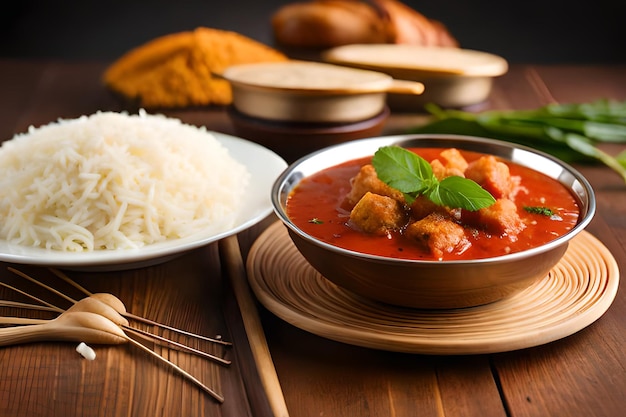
(272, 134, 596, 266)
(0, 132, 288, 270)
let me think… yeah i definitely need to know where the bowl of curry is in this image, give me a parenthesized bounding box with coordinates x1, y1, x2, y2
(271, 134, 596, 309)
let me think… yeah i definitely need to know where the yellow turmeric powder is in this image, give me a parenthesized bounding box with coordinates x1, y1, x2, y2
(104, 27, 288, 108)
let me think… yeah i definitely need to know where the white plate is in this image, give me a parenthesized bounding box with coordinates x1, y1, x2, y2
(0, 132, 287, 271)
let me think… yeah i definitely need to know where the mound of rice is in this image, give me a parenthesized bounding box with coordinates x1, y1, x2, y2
(0, 111, 250, 251)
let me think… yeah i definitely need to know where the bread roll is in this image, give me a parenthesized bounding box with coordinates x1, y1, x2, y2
(272, 0, 391, 47)
(373, 0, 458, 47)
(271, 0, 458, 48)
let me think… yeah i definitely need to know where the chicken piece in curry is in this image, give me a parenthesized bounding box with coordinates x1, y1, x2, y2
(346, 148, 526, 259)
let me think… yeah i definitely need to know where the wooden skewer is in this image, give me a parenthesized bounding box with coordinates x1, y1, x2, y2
(9, 267, 231, 346)
(124, 325, 231, 365)
(125, 336, 224, 403)
(219, 235, 290, 417)
(6, 267, 234, 361)
(6, 267, 229, 345)
(2, 267, 228, 403)
(48, 268, 232, 346)
(124, 311, 231, 346)
(0, 300, 59, 313)
(0, 281, 60, 310)
(0, 308, 225, 403)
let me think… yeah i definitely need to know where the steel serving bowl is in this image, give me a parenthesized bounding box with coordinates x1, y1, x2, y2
(271, 134, 596, 309)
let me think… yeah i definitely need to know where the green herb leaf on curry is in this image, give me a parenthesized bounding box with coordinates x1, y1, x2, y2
(523, 206, 562, 220)
(429, 176, 498, 211)
(371, 145, 436, 195)
(372, 146, 496, 211)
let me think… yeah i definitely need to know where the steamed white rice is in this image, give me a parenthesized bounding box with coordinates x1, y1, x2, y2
(0, 111, 250, 251)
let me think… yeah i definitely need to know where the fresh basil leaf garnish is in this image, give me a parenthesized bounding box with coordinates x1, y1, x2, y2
(373, 145, 436, 194)
(372, 146, 495, 211)
(430, 176, 496, 211)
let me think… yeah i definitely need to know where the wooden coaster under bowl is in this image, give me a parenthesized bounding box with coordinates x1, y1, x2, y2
(246, 221, 619, 355)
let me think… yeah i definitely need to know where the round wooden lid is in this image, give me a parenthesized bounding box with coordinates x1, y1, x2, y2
(324, 44, 509, 77)
(222, 61, 394, 93)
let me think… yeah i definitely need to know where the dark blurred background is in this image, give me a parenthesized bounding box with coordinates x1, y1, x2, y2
(1, 0, 624, 64)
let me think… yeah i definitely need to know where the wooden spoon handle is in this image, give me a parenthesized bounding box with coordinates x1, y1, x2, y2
(0, 317, 48, 325)
(0, 324, 52, 346)
(387, 79, 425, 95)
(337, 79, 425, 95)
(0, 323, 127, 346)
(0, 313, 128, 347)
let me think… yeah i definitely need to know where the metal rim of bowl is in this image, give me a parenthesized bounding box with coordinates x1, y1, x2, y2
(271, 133, 596, 266)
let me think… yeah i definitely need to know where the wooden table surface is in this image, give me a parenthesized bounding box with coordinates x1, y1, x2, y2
(0, 59, 624, 417)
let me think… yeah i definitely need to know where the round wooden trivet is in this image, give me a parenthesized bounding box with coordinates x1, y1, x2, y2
(246, 222, 619, 355)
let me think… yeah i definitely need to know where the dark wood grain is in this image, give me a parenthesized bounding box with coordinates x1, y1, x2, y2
(0, 59, 624, 417)
(0, 246, 266, 417)
(485, 65, 626, 417)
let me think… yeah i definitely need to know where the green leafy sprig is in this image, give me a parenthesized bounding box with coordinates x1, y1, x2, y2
(409, 99, 626, 183)
(523, 206, 562, 220)
(523, 206, 555, 216)
(371, 146, 495, 211)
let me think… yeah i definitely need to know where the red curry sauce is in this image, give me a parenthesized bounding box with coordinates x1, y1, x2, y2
(286, 148, 580, 260)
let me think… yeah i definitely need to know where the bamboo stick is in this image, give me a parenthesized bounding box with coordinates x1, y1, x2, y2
(219, 235, 290, 417)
